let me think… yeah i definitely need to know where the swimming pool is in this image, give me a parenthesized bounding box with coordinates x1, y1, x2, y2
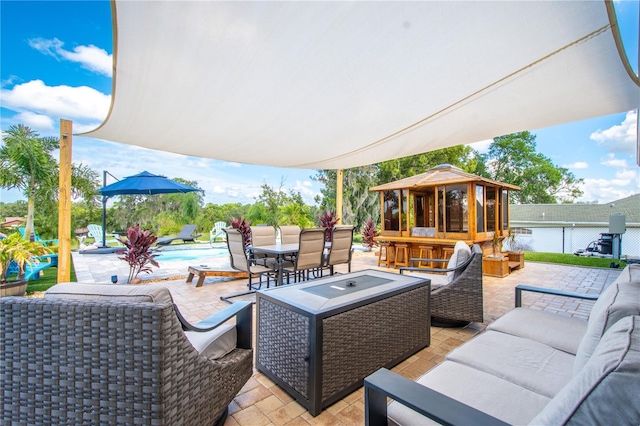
(156, 247, 227, 262)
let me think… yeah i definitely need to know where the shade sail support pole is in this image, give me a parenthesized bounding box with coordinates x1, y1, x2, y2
(57, 119, 72, 283)
(336, 169, 343, 225)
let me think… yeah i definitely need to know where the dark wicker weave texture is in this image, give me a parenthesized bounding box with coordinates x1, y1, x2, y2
(321, 286, 430, 400)
(0, 297, 252, 426)
(257, 298, 310, 397)
(431, 246, 484, 323)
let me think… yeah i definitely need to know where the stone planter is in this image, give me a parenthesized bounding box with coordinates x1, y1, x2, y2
(0, 279, 28, 297)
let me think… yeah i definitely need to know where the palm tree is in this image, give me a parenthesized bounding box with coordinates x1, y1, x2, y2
(0, 124, 99, 242)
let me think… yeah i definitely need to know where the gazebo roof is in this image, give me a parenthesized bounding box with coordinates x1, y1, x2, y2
(369, 164, 521, 192)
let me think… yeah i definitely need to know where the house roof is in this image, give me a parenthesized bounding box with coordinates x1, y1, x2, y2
(1, 217, 25, 227)
(369, 164, 520, 191)
(510, 194, 640, 224)
(82, 1, 639, 169)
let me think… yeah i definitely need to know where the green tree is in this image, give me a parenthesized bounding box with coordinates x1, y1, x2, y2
(487, 132, 583, 203)
(0, 124, 99, 241)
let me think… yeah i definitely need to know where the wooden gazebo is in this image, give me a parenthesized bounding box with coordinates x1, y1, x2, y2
(370, 164, 520, 275)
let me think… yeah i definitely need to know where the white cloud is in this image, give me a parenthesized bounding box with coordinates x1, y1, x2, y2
(600, 153, 628, 168)
(578, 177, 640, 204)
(590, 110, 637, 155)
(29, 38, 112, 77)
(13, 111, 54, 131)
(1, 80, 110, 122)
(615, 169, 637, 180)
(563, 161, 588, 169)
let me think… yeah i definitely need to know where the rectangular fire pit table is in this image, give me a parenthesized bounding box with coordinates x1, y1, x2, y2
(256, 269, 431, 416)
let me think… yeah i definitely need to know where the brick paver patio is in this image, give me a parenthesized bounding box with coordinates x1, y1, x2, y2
(73, 247, 621, 425)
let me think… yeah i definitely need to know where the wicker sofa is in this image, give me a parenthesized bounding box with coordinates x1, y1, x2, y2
(365, 264, 640, 425)
(0, 283, 253, 425)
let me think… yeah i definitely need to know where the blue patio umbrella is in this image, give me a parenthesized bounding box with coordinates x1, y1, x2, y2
(98, 171, 201, 248)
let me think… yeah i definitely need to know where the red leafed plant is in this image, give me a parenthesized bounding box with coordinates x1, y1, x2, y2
(117, 224, 161, 283)
(362, 218, 378, 250)
(230, 217, 252, 248)
(317, 211, 339, 242)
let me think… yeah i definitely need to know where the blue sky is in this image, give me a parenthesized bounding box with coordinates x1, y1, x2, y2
(1, 1, 638, 206)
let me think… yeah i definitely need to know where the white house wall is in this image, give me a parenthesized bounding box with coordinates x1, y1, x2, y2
(511, 226, 640, 257)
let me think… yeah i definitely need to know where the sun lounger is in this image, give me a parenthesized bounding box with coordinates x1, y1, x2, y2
(157, 224, 201, 245)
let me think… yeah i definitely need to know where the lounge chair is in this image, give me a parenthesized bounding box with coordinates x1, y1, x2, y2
(7, 254, 58, 281)
(400, 241, 484, 326)
(18, 227, 58, 247)
(156, 224, 201, 245)
(0, 283, 253, 425)
(87, 224, 123, 247)
(209, 221, 227, 246)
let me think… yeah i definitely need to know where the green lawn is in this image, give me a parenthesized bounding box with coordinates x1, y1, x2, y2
(524, 252, 626, 268)
(17, 262, 77, 295)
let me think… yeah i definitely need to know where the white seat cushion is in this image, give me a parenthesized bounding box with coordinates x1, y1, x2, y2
(387, 361, 551, 426)
(445, 330, 575, 398)
(184, 324, 237, 360)
(488, 307, 588, 355)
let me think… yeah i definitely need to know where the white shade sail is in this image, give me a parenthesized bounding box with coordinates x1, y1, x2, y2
(84, 0, 639, 169)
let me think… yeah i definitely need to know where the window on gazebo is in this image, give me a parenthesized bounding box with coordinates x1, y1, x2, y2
(444, 184, 468, 233)
(476, 185, 485, 233)
(501, 190, 509, 231)
(383, 189, 406, 232)
(487, 187, 496, 232)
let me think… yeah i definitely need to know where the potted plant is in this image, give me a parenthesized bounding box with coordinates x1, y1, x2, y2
(0, 233, 49, 297)
(361, 218, 378, 252)
(317, 211, 339, 242)
(230, 217, 252, 249)
(504, 228, 525, 270)
(117, 224, 161, 284)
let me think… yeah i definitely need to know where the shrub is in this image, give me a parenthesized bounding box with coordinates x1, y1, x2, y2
(362, 218, 378, 249)
(317, 211, 339, 242)
(117, 224, 161, 283)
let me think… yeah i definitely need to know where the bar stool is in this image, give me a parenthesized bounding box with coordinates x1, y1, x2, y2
(417, 245, 435, 268)
(394, 243, 409, 268)
(442, 246, 454, 260)
(377, 242, 393, 268)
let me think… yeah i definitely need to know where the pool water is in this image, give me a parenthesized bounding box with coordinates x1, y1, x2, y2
(156, 247, 227, 262)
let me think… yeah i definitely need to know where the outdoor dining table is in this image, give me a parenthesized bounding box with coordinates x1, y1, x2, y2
(249, 242, 331, 287)
(248, 243, 299, 287)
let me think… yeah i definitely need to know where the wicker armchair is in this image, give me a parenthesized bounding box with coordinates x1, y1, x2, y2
(400, 243, 483, 326)
(0, 283, 253, 426)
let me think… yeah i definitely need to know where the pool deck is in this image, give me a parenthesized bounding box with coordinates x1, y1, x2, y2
(70, 243, 622, 425)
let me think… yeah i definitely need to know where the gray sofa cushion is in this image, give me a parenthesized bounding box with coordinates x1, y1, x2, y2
(488, 307, 587, 354)
(387, 361, 551, 426)
(45, 282, 174, 304)
(574, 277, 640, 374)
(445, 330, 575, 397)
(531, 315, 640, 425)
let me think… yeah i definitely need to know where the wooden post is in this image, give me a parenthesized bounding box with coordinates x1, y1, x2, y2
(336, 169, 343, 225)
(57, 120, 72, 283)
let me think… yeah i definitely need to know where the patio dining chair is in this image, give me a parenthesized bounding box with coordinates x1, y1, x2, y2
(220, 227, 276, 303)
(0, 282, 253, 425)
(323, 225, 355, 275)
(399, 242, 484, 327)
(283, 227, 327, 283)
(278, 225, 301, 244)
